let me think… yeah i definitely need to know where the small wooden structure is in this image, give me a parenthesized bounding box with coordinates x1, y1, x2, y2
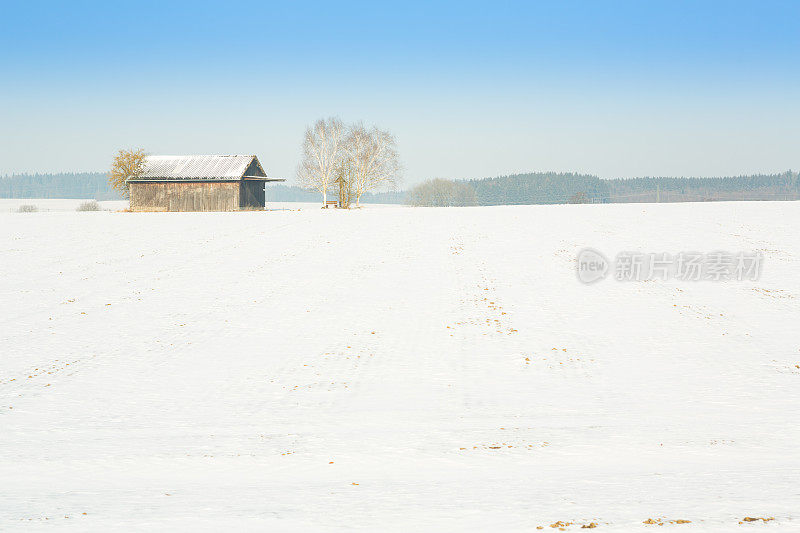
(128, 155, 284, 212)
(325, 200, 339, 208)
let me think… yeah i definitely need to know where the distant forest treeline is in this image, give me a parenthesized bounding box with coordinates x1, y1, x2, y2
(0, 172, 125, 200)
(463, 171, 800, 205)
(1, 170, 798, 205)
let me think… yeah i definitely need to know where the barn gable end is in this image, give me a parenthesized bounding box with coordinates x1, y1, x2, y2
(242, 158, 267, 179)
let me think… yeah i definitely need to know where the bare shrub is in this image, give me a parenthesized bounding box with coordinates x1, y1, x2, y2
(16, 204, 38, 213)
(77, 200, 101, 211)
(406, 179, 478, 207)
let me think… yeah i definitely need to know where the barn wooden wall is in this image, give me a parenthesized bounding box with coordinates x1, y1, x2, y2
(239, 180, 266, 209)
(130, 182, 239, 212)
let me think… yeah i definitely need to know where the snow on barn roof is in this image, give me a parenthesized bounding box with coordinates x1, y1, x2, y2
(132, 155, 282, 181)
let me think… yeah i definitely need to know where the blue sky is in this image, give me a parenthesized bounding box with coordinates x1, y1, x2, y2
(1, 1, 798, 184)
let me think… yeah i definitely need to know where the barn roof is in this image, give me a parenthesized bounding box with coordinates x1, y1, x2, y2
(131, 155, 282, 181)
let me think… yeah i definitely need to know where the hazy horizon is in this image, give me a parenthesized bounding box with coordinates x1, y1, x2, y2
(1, 1, 798, 185)
(2, 167, 798, 184)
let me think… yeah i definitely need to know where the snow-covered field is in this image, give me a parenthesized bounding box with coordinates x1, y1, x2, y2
(1, 202, 798, 531)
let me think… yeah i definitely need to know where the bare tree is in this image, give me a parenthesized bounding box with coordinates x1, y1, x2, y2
(296, 118, 402, 208)
(108, 148, 147, 198)
(296, 117, 345, 206)
(406, 179, 478, 207)
(345, 123, 402, 207)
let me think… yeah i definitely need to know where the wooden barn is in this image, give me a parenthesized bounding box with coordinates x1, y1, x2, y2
(128, 155, 284, 212)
